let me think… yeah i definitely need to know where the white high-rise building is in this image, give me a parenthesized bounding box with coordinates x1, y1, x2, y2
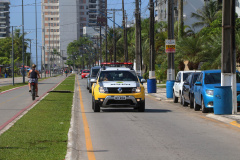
(0, 0, 10, 39)
(42, 0, 107, 69)
(154, 0, 223, 32)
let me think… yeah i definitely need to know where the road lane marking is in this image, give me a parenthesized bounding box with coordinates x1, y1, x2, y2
(77, 78, 96, 160)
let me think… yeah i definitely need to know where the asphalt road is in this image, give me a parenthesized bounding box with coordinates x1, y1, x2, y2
(0, 75, 65, 130)
(75, 75, 240, 160)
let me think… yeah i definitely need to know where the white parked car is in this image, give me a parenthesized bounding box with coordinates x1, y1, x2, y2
(173, 70, 201, 104)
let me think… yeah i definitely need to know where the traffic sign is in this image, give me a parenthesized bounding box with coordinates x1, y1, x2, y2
(165, 39, 176, 53)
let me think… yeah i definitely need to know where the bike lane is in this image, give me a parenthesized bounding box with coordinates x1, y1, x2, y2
(0, 75, 66, 131)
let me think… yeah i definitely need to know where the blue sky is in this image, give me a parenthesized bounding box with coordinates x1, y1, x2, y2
(9, 0, 150, 69)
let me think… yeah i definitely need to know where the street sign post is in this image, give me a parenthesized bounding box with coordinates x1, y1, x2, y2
(165, 39, 176, 53)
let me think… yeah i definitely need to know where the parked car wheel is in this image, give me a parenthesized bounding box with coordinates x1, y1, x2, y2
(194, 98, 200, 111)
(89, 88, 92, 93)
(201, 98, 208, 113)
(182, 94, 188, 106)
(189, 94, 194, 109)
(173, 91, 178, 103)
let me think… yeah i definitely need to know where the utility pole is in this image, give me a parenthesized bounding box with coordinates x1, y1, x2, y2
(139, 0, 142, 75)
(35, 0, 38, 69)
(105, 0, 108, 62)
(122, 0, 128, 62)
(22, 0, 25, 83)
(135, 0, 141, 75)
(178, 0, 183, 39)
(11, 26, 14, 85)
(222, 0, 236, 114)
(113, 10, 116, 63)
(100, 25, 102, 63)
(49, 24, 51, 77)
(149, 0, 155, 79)
(167, 0, 175, 80)
(42, 3, 46, 78)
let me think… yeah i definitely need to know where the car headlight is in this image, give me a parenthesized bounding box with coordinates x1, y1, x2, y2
(99, 87, 108, 93)
(132, 87, 141, 93)
(206, 89, 213, 96)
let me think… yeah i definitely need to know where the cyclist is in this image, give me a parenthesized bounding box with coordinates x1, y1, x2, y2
(28, 64, 41, 97)
(65, 69, 68, 77)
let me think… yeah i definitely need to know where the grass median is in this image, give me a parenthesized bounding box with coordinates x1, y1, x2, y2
(0, 74, 75, 160)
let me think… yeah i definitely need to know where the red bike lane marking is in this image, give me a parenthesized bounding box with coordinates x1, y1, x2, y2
(0, 78, 65, 131)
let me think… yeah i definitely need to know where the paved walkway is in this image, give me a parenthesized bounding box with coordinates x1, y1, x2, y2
(143, 83, 240, 128)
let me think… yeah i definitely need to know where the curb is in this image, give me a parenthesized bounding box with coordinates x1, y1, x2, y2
(206, 114, 240, 128)
(65, 75, 78, 160)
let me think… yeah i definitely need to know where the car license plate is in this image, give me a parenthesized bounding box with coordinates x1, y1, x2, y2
(114, 96, 126, 100)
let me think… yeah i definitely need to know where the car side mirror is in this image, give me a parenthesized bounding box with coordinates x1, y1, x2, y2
(90, 79, 97, 83)
(195, 81, 202, 86)
(141, 79, 146, 83)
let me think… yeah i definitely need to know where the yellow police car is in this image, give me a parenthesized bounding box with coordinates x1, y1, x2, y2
(91, 63, 146, 112)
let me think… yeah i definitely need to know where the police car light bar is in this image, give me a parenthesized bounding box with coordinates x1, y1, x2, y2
(101, 62, 133, 68)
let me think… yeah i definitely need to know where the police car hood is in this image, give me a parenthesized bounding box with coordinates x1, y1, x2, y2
(101, 81, 139, 88)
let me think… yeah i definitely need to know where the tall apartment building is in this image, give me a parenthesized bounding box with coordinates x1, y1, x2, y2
(41, 0, 60, 70)
(0, 0, 10, 39)
(155, 0, 222, 32)
(42, 0, 107, 69)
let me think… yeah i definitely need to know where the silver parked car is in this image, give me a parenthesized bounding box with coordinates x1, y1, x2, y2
(87, 66, 101, 93)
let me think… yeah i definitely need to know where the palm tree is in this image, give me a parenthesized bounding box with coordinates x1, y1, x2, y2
(191, 0, 221, 28)
(176, 35, 204, 69)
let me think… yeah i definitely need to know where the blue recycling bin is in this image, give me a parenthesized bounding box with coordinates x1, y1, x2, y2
(166, 80, 175, 98)
(147, 79, 156, 93)
(213, 86, 232, 115)
(4, 73, 7, 78)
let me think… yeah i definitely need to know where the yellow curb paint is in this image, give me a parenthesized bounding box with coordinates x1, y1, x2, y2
(230, 121, 240, 128)
(77, 79, 96, 160)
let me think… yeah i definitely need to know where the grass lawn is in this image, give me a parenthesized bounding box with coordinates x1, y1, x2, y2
(0, 74, 75, 160)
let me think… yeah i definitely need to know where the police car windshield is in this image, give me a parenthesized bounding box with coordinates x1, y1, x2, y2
(99, 71, 138, 82)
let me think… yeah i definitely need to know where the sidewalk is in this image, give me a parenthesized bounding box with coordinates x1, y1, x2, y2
(143, 83, 240, 128)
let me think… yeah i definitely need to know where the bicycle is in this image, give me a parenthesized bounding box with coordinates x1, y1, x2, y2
(30, 79, 36, 100)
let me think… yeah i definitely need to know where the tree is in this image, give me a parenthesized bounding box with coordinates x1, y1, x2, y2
(191, 0, 221, 29)
(67, 37, 92, 69)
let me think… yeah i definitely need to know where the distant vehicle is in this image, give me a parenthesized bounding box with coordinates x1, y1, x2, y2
(193, 70, 240, 113)
(173, 70, 201, 104)
(182, 72, 201, 108)
(87, 66, 101, 93)
(81, 69, 90, 79)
